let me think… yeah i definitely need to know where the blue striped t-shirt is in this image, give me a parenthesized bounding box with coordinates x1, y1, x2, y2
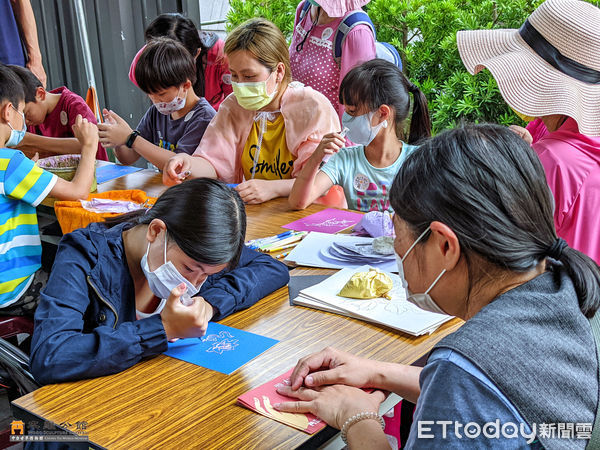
(0, 149, 57, 307)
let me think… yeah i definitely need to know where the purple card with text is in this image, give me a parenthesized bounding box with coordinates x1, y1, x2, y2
(282, 208, 363, 234)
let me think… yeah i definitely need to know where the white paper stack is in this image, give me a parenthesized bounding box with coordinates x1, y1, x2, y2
(293, 266, 452, 336)
(285, 232, 397, 272)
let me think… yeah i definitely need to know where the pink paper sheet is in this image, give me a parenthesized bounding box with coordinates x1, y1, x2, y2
(283, 208, 363, 234)
(237, 369, 326, 434)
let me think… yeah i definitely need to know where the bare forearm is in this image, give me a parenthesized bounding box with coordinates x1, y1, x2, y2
(268, 178, 295, 198)
(289, 155, 324, 209)
(69, 145, 96, 197)
(187, 155, 218, 179)
(372, 362, 422, 404)
(19, 133, 82, 154)
(347, 420, 391, 450)
(12, 0, 42, 62)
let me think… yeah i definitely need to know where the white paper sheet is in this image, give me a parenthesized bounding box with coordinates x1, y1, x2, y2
(294, 266, 452, 336)
(284, 232, 398, 272)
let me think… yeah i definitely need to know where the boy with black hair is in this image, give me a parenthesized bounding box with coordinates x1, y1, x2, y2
(98, 37, 215, 170)
(8, 64, 107, 160)
(0, 63, 98, 315)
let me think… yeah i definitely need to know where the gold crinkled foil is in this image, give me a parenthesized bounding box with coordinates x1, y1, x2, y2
(338, 269, 393, 300)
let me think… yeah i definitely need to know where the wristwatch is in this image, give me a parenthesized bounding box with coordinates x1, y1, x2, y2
(125, 130, 140, 148)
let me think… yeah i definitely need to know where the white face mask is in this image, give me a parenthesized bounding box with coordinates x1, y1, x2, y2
(140, 230, 202, 301)
(153, 87, 186, 115)
(396, 226, 447, 315)
(342, 110, 387, 146)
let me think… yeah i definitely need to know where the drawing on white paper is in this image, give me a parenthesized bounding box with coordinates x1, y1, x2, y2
(202, 330, 239, 354)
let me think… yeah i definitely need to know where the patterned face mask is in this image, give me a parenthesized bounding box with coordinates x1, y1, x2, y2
(153, 87, 186, 115)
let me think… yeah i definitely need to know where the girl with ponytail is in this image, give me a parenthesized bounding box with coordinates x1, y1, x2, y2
(289, 58, 431, 212)
(276, 124, 600, 449)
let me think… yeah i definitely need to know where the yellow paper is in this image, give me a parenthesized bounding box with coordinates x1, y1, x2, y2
(338, 269, 393, 300)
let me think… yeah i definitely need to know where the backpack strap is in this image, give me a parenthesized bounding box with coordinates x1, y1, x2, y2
(298, 0, 311, 23)
(333, 10, 376, 65)
(587, 312, 600, 449)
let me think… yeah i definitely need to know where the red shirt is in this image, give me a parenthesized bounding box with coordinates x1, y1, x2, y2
(28, 87, 108, 161)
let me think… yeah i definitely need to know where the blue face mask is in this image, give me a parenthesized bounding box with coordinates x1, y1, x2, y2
(6, 105, 26, 147)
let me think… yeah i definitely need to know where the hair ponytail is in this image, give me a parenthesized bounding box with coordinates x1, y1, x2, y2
(553, 245, 600, 318)
(339, 59, 431, 143)
(407, 84, 431, 145)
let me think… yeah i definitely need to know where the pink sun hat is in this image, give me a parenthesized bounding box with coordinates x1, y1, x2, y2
(315, 0, 371, 17)
(128, 44, 146, 87)
(457, 0, 600, 136)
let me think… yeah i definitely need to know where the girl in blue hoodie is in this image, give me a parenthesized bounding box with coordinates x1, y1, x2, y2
(30, 178, 289, 384)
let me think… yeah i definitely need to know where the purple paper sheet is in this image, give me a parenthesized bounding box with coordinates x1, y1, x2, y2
(282, 208, 363, 234)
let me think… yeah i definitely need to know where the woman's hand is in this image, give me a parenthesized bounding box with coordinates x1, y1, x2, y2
(274, 384, 386, 430)
(160, 283, 214, 340)
(98, 109, 132, 148)
(163, 154, 192, 186)
(236, 179, 278, 204)
(288, 347, 382, 390)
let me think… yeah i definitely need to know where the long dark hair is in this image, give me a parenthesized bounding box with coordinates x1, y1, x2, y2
(105, 179, 246, 269)
(339, 59, 431, 145)
(390, 123, 600, 317)
(145, 13, 207, 99)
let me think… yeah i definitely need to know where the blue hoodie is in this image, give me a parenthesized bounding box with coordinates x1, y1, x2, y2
(30, 221, 289, 384)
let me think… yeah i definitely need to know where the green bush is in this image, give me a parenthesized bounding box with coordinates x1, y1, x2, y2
(227, 0, 598, 133)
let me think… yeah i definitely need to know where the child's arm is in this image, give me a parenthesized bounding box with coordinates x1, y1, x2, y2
(288, 132, 344, 209)
(199, 246, 290, 320)
(17, 133, 83, 155)
(47, 115, 98, 200)
(99, 109, 179, 169)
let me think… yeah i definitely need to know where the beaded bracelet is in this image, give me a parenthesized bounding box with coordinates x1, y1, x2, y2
(340, 411, 385, 444)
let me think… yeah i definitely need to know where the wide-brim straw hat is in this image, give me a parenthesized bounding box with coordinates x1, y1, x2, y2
(317, 0, 370, 17)
(457, 0, 600, 136)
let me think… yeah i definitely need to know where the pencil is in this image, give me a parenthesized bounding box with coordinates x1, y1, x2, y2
(275, 252, 290, 259)
(266, 242, 299, 253)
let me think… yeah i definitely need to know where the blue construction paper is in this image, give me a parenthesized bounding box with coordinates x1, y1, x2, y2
(226, 183, 239, 188)
(96, 164, 143, 184)
(164, 322, 278, 374)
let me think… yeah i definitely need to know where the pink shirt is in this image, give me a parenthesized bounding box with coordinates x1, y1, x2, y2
(204, 39, 233, 110)
(526, 118, 549, 144)
(193, 82, 340, 183)
(533, 118, 600, 264)
(27, 87, 108, 161)
(289, 2, 376, 119)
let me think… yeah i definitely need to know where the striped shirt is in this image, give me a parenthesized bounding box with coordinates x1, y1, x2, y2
(0, 149, 57, 307)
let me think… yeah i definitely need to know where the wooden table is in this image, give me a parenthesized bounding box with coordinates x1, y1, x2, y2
(16, 170, 463, 449)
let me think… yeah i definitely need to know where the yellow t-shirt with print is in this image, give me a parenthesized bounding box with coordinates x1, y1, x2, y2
(241, 113, 295, 180)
